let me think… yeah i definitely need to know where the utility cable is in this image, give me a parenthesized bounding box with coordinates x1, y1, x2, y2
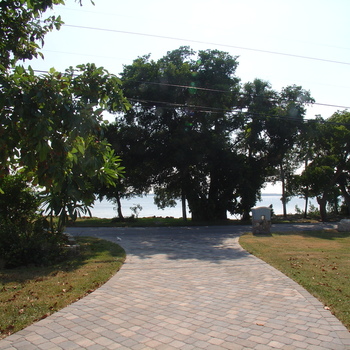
(127, 98, 350, 127)
(30, 69, 350, 110)
(64, 24, 350, 66)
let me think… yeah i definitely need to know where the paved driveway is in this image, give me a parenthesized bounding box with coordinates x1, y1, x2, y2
(1, 223, 349, 350)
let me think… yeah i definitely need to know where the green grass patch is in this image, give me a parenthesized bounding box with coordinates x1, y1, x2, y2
(0, 237, 125, 339)
(239, 230, 350, 330)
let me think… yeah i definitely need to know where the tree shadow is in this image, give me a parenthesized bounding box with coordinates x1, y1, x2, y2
(70, 226, 253, 264)
(66, 223, 350, 264)
(0, 236, 124, 284)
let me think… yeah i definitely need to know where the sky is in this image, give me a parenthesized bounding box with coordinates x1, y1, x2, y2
(28, 0, 350, 123)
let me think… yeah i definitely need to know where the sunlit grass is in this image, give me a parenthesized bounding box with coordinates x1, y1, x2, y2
(0, 237, 125, 339)
(240, 230, 350, 330)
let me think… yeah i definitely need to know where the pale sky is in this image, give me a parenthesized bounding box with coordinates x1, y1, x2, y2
(29, 0, 350, 124)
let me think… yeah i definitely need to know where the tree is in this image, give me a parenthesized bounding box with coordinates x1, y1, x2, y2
(236, 79, 278, 220)
(237, 81, 314, 219)
(266, 85, 314, 217)
(297, 158, 338, 221)
(108, 47, 244, 221)
(0, 0, 89, 71)
(1, 64, 129, 230)
(0, 0, 129, 231)
(327, 111, 350, 214)
(294, 112, 350, 221)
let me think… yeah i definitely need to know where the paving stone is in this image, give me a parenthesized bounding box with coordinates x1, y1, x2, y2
(1, 225, 350, 350)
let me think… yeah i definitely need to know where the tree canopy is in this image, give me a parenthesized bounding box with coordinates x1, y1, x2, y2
(294, 111, 350, 220)
(2, 0, 347, 224)
(105, 47, 314, 221)
(0, 0, 129, 230)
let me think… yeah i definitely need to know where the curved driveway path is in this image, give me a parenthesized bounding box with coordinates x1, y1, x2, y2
(1, 224, 350, 350)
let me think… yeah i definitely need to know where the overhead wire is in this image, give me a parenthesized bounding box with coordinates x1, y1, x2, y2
(23, 69, 350, 126)
(64, 24, 350, 67)
(30, 68, 350, 111)
(32, 21, 350, 110)
(127, 98, 350, 127)
(129, 80, 350, 109)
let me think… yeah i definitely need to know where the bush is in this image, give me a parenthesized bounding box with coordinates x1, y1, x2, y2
(0, 218, 65, 268)
(0, 175, 65, 268)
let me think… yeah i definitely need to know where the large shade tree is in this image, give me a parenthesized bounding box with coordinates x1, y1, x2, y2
(108, 47, 245, 221)
(106, 47, 315, 221)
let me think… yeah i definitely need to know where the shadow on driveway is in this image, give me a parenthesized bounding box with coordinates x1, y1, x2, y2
(66, 222, 337, 263)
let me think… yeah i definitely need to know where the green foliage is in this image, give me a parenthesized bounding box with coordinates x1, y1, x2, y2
(0, 0, 65, 70)
(104, 47, 315, 221)
(129, 204, 143, 218)
(111, 47, 244, 221)
(0, 175, 64, 268)
(0, 218, 64, 268)
(0, 0, 129, 232)
(1, 64, 129, 231)
(292, 111, 350, 220)
(0, 1, 97, 71)
(238, 80, 314, 218)
(0, 174, 40, 222)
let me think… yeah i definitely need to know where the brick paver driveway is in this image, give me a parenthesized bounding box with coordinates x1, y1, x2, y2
(1, 224, 349, 349)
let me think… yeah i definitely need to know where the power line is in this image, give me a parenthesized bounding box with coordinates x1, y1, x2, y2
(64, 24, 350, 66)
(126, 97, 350, 126)
(134, 81, 230, 94)
(9, 66, 350, 124)
(30, 69, 350, 110)
(311, 102, 350, 109)
(130, 80, 350, 109)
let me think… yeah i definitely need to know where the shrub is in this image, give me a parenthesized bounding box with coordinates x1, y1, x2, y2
(0, 175, 65, 268)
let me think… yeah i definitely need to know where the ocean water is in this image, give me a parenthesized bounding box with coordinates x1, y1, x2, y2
(90, 194, 318, 219)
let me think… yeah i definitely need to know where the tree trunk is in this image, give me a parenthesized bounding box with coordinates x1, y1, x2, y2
(280, 163, 287, 218)
(115, 192, 124, 220)
(212, 204, 228, 221)
(303, 158, 309, 218)
(303, 192, 309, 218)
(338, 176, 350, 214)
(181, 191, 187, 221)
(317, 195, 327, 222)
(187, 195, 227, 222)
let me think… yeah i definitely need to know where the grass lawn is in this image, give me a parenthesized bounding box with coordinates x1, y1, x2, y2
(239, 229, 350, 330)
(0, 237, 125, 339)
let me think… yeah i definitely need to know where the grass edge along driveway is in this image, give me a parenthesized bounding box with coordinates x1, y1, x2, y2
(239, 229, 350, 331)
(0, 237, 125, 339)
